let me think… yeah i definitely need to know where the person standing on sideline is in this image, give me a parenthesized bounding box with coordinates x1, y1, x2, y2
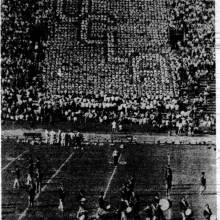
(61, 132, 66, 147)
(199, 172, 206, 195)
(112, 120, 117, 133)
(13, 165, 21, 189)
(165, 165, 172, 197)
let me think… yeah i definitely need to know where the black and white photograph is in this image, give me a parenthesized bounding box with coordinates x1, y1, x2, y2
(1, 0, 218, 219)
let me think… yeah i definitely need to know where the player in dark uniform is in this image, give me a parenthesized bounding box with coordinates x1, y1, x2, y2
(118, 198, 128, 220)
(76, 132, 83, 147)
(65, 133, 70, 147)
(132, 194, 141, 220)
(179, 196, 190, 220)
(77, 189, 86, 204)
(13, 165, 21, 189)
(35, 168, 43, 193)
(28, 181, 36, 207)
(77, 198, 88, 220)
(98, 191, 108, 210)
(120, 184, 130, 207)
(112, 149, 119, 166)
(127, 176, 135, 192)
(28, 158, 34, 178)
(165, 165, 172, 197)
(151, 197, 164, 220)
(144, 204, 153, 220)
(199, 172, 206, 195)
(97, 191, 110, 219)
(58, 184, 65, 212)
(203, 204, 212, 220)
(125, 184, 133, 204)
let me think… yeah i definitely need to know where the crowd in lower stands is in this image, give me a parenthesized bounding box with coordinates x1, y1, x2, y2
(1, 0, 215, 134)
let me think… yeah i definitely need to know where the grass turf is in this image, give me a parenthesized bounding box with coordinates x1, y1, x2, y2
(1, 139, 216, 220)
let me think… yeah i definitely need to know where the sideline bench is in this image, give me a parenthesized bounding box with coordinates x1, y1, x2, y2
(23, 132, 42, 143)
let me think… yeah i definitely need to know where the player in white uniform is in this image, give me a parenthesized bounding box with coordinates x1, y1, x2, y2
(61, 132, 66, 147)
(45, 129, 49, 144)
(49, 130, 55, 145)
(56, 130, 61, 145)
(112, 121, 117, 133)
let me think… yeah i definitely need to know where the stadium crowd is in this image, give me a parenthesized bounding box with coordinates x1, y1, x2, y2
(1, 0, 215, 134)
(169, 0, 215, 105)
(2, 89, 215, 134)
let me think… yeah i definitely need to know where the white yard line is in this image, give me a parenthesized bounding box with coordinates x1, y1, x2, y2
(17, 151, 75, 220)
(2, 150, 28, 172)
(104, 154, 122, 199)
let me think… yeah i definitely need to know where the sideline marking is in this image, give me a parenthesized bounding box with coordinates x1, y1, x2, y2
(18, 151, 75, 220)
(2, 150, 28, 172)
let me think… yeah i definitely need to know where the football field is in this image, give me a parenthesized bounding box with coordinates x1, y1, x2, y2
(1, 139, 217, 220)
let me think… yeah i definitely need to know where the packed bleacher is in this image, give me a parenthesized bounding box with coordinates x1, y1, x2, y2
(168, 0, 215, 131)
(1, 0, 51, 122)
(1, 0, 215, 135)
